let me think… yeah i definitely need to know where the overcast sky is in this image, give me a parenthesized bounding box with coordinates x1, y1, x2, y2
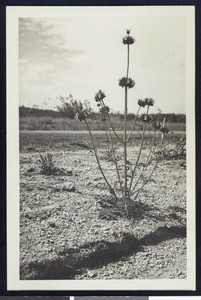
(19, 10, 186, 114)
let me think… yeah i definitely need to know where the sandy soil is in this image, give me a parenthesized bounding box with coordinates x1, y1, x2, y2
(19, 131, 186, 280)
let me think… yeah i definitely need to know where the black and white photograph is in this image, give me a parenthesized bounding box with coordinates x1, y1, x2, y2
(6, 6, 195, 290)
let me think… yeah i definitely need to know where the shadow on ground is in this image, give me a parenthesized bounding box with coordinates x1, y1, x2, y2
(98, 197, 186, 225)
(21, 225, 186, 280)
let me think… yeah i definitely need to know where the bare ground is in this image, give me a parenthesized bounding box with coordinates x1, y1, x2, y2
(20, 131, 186, 280)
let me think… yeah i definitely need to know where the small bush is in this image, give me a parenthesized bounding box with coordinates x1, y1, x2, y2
(39, 153, 59, 175)
(57, 94, 92, 119)
(156, 136, 186, 160)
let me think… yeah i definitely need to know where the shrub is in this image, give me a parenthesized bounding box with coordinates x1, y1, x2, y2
(57, 94, 92, 119)
(156, 136, 186, 160)
(39, 153, 59, 175)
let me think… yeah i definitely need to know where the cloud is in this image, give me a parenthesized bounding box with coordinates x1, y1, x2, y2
(19, 18, 83, 64)
(19, 17, 86, 102)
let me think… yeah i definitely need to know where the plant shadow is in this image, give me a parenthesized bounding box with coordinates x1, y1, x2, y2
(98, 196, 186, 226)
(21, 224, 186, 280)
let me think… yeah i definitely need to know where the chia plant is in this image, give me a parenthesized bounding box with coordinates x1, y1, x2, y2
(75, 30, 169, 200)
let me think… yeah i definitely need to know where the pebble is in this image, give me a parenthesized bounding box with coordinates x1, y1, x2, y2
(62, 182, 76, 192)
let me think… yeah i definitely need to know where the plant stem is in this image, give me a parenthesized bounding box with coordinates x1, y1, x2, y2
(161, 117, 166, 144)
(126, 106, 141, 142)
(126, 44, 129, 78)
(128, 106, 149, 195)
(85, 119, 117, 199)
(147, 128, 156, 163)
(104, 126, 110, 156)
(133, 158, 158, 200)
(124, 86, 128, 196)
(123, 44, 130, 196)
(132, 119, 168, 199)
(107, 125, 124, 196)
(130, 129, 156, 195)
(101, 104, 123, 196)
(128, 122, 145, 195)
(101, 100, 122, 142)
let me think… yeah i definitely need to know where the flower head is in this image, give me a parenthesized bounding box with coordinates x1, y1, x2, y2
(152, 121, 161, 130)
(160, 126, 169, 134)
(144, 98, 154, 106)
(95, 90, 106, 102)
(75, 111, 88, 122)
(138, 98, 154, 108)
(141, 114, 152, 124)
(119, 77, 135, 88)
(138, 99, 146, 107)
(122, 29, 135, 45)
(122, 35, 135, 45)
(100, 106, 110, 114)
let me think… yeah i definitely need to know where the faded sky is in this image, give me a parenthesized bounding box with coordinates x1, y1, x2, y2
(19, 11, 186, 113)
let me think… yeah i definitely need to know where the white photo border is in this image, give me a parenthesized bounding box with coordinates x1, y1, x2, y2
(6, 5, 195, 291)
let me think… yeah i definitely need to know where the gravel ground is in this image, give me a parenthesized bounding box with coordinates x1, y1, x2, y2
(20, 131, 186, 280)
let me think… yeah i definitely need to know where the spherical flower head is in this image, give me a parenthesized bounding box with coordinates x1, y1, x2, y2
(122, 35, 135, 45)
(141, 114, 152, 124)
(138, 99, 146, 108)
(145, 98, 154, 106)
(100, 106, 110, 114)
(75, 111, 88, 122)
(95, 90, 106, 102)
(104, 106, 110, 113)
(122, 30, 135, 45)
(152, 121, 161, 130)
(160, 126, 169, 134)
(119, 77, 135, 89)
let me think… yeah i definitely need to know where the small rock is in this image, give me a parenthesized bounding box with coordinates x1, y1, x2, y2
(27, 167, 35, 173)
(62, 182, 76, 192)
(53, 186, 61, 192)
(48, 239, 54, 244)
(47, 217, 58, 228)
(49, 222, 56, 228)
(66, 168, 73, 175)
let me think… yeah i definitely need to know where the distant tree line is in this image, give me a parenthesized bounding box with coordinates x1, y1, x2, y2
(19, 105, 185, 123)
(19, 105, 61, 118)
(125, 112, 186, 123)
(19, 94, 186, 123)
